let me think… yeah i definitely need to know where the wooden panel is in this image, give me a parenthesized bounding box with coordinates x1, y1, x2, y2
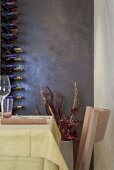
(94, 108, 110, 143)
(73, 142, 94, 170)
(75, 106, 110, 170)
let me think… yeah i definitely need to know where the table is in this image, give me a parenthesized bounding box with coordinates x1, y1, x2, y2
(0, 116, 68, 170)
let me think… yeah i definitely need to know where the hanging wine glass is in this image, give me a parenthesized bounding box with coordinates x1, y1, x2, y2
(0, 75, 11, 117)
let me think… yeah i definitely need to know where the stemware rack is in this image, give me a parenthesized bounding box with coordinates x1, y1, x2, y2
(1, 0, 24, 113)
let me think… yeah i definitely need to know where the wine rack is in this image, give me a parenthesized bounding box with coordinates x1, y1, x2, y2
(1, 0, 24, 113)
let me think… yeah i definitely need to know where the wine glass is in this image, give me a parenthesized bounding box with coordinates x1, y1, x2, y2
(0, 75, 11, 116)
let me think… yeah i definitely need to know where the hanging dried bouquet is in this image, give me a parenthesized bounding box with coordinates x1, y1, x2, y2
(40, 81, 82, 142)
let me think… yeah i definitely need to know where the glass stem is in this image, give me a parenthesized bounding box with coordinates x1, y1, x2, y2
(1, 98, 4, 118)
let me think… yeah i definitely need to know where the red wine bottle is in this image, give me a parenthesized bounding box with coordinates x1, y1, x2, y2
(2, 23, 17, 29)
(1, 3, 17, 9)
(9, 75, 23, 80)
(3, 53, 17, 57)
(1, 3, 18, 12)
(2, 27, 18, 34)
(2, 10, 19, 16)
(2, 33, 17, 38)
(1, 0, 16, 6)
(2, 33, 17, 42)
(3, 0, 17, 2)
(2, 10, 18, 17)
(2, 5, 18, 13)
(3, 57, 24, 62)
(2, 43, 23, 53)
(2, 65, 23, 72)
(1, 13, 18, 24)
(2, 54, 23, 62)
(2, 12, 18, 20)
(2, 23, 18, 34)
(2, 14, 18, 23)
(2, 7, 18, 14)
(1, 0, 17, 4)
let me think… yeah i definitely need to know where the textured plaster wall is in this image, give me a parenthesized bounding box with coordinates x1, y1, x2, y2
(16, 0, 94, 115)
(94, 0, 114, 169)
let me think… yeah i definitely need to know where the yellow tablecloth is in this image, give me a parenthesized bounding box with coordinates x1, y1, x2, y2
(0, 116, 68, 170)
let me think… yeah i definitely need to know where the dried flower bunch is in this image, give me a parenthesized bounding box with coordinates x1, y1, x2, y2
(41, 81, 82, 142)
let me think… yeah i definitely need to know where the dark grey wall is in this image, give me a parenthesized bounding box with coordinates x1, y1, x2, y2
(16, 0, 94, 117)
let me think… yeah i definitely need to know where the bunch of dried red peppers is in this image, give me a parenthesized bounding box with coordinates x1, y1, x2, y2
(41, 81, 82, 142)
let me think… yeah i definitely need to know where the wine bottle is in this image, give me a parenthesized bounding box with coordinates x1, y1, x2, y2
(2, 12, 18, 21)
(2, 23, 17, 29)
(2, 23, 18, 33)
(2, 10, 18, 17)
(1, 3, 18, 11)
(1, 14, 18, 23)
(2, 65, 23, 72)
(2, 54, 23, 62)
(2, 18, 18, 25)
(1, 3, 17, 9)
(1, 1, 16, 6)
(5, 57, 23, 62)
(8, 75, 23, 80)
(1, 5, 18, 13)
(11, 85, 24, 90)
(2, 43, 23, 53)
(2, 45, 18, 54)
(3, 53, 17, 57)
(8, 95, 24, 100)
(2, 33, 17, 38)
(3, 0, 17, 2)
(1, 13, 18, 24)
(2, 10, 19, 16)
(1, 0, 16, 6)
(2, 27, 18, 34)
(2, 33, 17, 42)
(13, 105, 24, 110)
(2, 44, 23, 53)
(1, 48, 22, 59)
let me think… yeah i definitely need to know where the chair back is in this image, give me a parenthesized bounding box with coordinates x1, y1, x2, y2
(75, 106, 110, 170)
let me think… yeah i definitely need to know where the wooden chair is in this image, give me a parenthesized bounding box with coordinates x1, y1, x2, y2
(75, 106, 110, 170)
